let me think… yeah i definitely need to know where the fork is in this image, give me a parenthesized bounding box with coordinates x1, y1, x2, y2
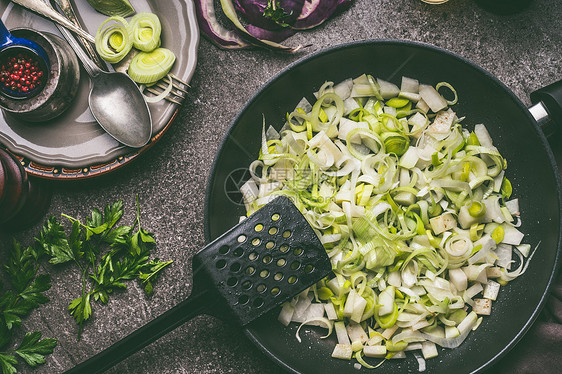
(48, 0, 190, 105)
(146, 73, 190, 105)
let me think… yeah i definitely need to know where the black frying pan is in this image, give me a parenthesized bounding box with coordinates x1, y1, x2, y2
(204, 40, 562, 374)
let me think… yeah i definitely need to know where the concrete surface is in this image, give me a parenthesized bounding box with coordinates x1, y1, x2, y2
(1, 0, 561, 373)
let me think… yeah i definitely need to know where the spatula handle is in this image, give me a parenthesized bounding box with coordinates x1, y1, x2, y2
(64, 288, 214, 373)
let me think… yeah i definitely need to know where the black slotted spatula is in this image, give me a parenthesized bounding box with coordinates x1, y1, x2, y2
(65, 196, 333, 373)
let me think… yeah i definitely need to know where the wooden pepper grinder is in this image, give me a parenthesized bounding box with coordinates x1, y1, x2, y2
(0, 148, 51, 231)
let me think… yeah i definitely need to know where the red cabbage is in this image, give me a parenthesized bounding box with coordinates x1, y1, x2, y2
(194, 0, 251, 49)
(220, 0, 302, 52)
(292, 0, 339, 30)
(246, 24, 296, 42)
(196, 0, 355, 50)
(335, 0, 354, 14)
(234, 0, 305, 31)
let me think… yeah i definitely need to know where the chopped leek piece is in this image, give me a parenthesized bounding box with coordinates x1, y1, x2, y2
(386, 340, 408, 352)
(386, 97, 409, 108)
(95, 16, 133, 63)
(249, 73, 533, 370)
(501, 177, 513, 199)
(130, 13, 162, 52)
(491, 226, 505, 244)
(332, 344, 353, 360)
(467, 201, 485, 217)
(128, 48, 176, 84)
(318, 287, 334, 300)
(467, 131, 480, 146)
(140, 75, 173, 103)
(87, 0, 135, 17)
(436, 82, 458, 105)
(382, 132, 409, 156)
(363, 345, 387, 358)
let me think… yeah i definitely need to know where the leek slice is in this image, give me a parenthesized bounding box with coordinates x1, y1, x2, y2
(501, 177, 513, 199)
(140, 75, 173, 103)
(130, 13, 162, 52)
(467, 201, 485, 217)
(128, 48, 176, 84)
(87, 0, 135, 17)
(95, 16, 133, 63)
(436, 82, 458, 105)
(382, 132, 409, 156)
(375, 303, 399, 328)
(354, 350, 377, 369)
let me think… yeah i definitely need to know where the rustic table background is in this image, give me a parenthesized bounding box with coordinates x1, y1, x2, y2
(1, 0, 561, 373)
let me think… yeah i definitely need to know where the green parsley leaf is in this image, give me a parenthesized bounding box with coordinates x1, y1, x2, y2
(68, 293, 92, 338)
(1, 291, 22, 329)
(86, 207, 104, 229)
(68, 221, 84, 259)
(0, 242, 52, 330)
(130, 231, 141, 255)
(14, 331, 57, 367)
(104, 225, 131, 246)
(36, 216, 76, 264)
(139, 228, 155, 244)
(92, 290, 109, 304)
(3, 240, 39, 293)
(104, 200, 124, 230)
(0, 239, 57, 372)
(138, 259, 173, 296)
(19, 275, 51, 307)
(0, 354, 17, 374)
(25, 196, 171, 340)
(2, 308, 22, 331)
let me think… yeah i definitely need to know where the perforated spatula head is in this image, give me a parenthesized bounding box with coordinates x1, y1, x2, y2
(192, 196, 332, 326)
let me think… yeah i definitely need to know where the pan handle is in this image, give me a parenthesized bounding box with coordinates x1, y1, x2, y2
(530, 80, 562, 137)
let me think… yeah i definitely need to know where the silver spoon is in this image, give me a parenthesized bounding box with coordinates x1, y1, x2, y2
(11, 0, 152, 148)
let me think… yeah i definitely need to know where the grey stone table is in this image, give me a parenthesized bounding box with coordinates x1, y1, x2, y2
(1, 0, 561, 373)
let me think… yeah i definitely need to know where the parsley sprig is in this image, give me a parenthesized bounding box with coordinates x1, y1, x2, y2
(0, 197, 171, 373)
(35, 198, 172, 338)
(0, 240, 56, 374)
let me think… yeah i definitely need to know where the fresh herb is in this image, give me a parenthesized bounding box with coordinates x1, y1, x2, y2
(35, 197, 172, 339)
(0, 197, 170, 372)
(0, 240, 57, 374)
(263, 0, 292, 28)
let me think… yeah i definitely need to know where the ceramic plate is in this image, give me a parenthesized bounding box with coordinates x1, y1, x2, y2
(0, 0, 199, 179)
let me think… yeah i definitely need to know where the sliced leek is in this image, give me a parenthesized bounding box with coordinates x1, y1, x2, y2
(95, 16, 133, 63)
(130, 12, 162, 52)
(241, 73, 532, 370)
(87, 0, 135, 17)
(96, 12, 177, 86)
(140, 75, 173, 103)
(128, 48, 176, 84)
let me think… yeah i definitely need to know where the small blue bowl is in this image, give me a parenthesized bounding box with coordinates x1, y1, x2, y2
(0, 20, 50, 99)
(0, 28, 80, 122)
